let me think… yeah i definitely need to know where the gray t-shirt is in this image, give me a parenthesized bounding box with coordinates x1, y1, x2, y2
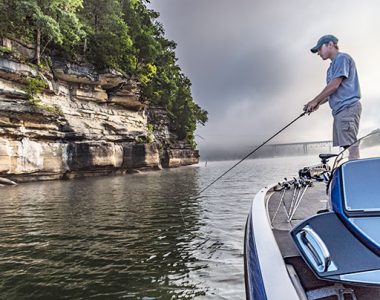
(326, 52, 361, 115)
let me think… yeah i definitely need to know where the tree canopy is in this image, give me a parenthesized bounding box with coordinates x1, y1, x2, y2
(0, 0, 208, 148)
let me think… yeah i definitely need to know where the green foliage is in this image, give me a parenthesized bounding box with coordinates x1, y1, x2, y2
(0, 0, 208, 146)
(46, 104, 63, 115)
(38, 56, 52, 71)
(30, 100, 64, 116)
(24, 76, 48, 101)
(136, 124, 154, 144)
(0, 0, 85, 61)
(135, 136, 145, 144)
(146, 123, 154, 143)
(24, 76, 63, 115)
(81, 0, 134, 70)
(138, 63, 157, 85)
(0, 46, 12, 54)
(121, 0, 208, 146)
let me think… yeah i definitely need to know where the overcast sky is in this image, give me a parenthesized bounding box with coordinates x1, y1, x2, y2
(148, 0, 380, 159)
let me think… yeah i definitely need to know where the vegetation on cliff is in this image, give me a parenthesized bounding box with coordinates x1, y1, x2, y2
(0, 0, 208, 147)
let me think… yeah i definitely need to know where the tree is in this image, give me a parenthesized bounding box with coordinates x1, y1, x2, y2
(6, 0, 85, 64)
(121, 0, 208, 147)
(81, 0, 134, 70)
(0, 0, 208, 147)
(121, 0, 162, 76)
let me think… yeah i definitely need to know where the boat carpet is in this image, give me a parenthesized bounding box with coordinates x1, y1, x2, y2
(268, 182, 328, 231)
(273, 229, 299, 258)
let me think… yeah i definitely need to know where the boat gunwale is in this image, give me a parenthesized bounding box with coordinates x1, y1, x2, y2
(248, 183, 301, 299)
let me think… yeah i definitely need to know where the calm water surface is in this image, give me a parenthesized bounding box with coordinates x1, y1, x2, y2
(0, 156, 319, 299)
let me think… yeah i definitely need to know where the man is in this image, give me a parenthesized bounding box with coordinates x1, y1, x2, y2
(304, 34, 361, 160)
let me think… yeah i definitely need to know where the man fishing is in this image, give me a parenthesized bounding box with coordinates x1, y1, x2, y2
(304, 34, 361, 160)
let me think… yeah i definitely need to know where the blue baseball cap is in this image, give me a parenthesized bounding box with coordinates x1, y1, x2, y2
(310, 34, 338, 53)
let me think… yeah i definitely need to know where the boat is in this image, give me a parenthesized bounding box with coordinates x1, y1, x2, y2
(244, 130, 380, 299)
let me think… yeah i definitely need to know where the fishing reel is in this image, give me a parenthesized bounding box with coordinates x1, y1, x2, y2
(298, 153, 337, 182)
(298, 164, 331, 182)
(274, 177, 312, 191)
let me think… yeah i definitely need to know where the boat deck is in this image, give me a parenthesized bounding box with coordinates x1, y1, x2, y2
(269, 182, 328, 230)
(267, 181, 380, 299)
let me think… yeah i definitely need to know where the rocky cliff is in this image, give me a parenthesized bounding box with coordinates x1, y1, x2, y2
(0, 38, 199, 182)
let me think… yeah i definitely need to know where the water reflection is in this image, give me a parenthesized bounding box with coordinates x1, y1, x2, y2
(0, 167, 207, 299)
(0, 156, 319, 299)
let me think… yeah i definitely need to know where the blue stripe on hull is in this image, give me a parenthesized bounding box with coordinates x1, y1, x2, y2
(244, 212, 268, 300)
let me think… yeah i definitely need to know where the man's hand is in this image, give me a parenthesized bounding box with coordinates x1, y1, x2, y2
(303, 99, 320, 113)
(304, 77, 342, 114)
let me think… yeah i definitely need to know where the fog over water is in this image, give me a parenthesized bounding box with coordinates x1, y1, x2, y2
(148, 1, 380, 160)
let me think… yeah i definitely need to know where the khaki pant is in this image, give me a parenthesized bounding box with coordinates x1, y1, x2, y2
(333, 101, 362, 147)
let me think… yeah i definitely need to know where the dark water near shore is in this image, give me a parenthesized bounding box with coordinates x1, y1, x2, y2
(0, 156, 318, 299)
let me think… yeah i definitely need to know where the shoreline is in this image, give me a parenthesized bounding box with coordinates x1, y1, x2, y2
(0, 160, 200, 186)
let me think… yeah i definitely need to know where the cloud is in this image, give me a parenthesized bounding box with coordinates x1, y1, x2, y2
(148, 0, 380, 159)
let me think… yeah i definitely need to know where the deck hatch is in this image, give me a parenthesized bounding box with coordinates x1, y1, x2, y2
(341, 158, 380, 213)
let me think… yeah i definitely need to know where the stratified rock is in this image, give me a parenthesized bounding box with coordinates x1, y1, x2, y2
(0, 58, 37, 82)
(52, 61, 100, 85)
(123, 143, 160, 169)
(108, 81, 144, 110)
(109, 95, 144, 110)
(0, 138, 11, 172)
(0, 54, 200, 182)
(0, 37, 34, 60)
(99, 69, 126, 90)
(165, 148, 200, 168)
(71, 85, 108, 103)
(66, 142, 123, 171)
(0, 88, 28, 100)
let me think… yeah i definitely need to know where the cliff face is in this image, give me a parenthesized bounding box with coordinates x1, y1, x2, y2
(0, 38, 199, 182)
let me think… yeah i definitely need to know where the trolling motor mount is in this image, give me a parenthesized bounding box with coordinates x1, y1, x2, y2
(319, 153, 338, 164)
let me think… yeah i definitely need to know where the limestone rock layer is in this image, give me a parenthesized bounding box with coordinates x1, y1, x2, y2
(0, 39, 199, 182)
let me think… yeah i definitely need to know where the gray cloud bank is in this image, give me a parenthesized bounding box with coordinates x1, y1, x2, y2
(149, 0, 380, 160)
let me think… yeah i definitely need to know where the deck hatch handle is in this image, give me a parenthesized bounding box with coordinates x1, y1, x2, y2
(297, 225, 332, 273)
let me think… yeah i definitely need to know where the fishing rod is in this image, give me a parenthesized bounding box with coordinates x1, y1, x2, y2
(198, 111, 307, 195)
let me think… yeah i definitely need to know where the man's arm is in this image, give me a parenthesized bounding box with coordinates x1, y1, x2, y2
(304, 77, 344, 112)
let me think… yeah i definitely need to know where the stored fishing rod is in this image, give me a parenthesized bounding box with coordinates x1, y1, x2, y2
(198, 111, 307, 195)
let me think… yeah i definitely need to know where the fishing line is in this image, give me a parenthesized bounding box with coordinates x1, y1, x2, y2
(197, 111, 307, 196)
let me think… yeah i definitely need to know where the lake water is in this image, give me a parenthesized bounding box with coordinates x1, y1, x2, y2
(0, 155, 320, 299)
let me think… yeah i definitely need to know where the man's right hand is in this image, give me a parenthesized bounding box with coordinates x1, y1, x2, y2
(304, 99, 320, 113)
